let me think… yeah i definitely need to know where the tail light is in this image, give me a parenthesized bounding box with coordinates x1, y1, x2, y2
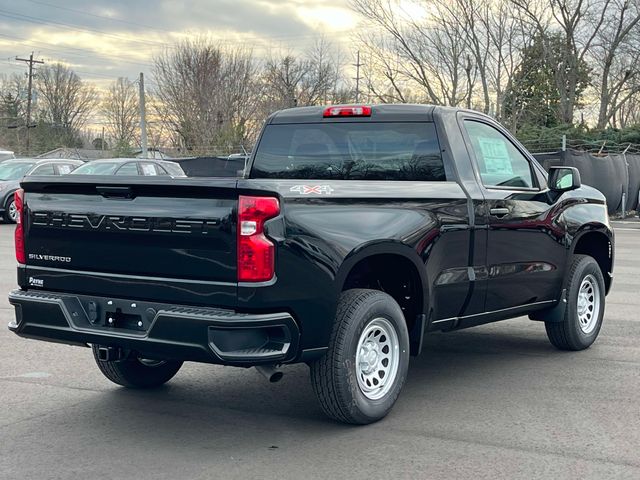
(323, 105, 371, 117)
(237, 195, 280, 282)
(14, 188, 25, 264)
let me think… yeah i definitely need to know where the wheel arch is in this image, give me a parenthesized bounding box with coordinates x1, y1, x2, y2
(570, 228, 613, 294)
(336, 242, 428, 355)
(3, 188, 18, 207)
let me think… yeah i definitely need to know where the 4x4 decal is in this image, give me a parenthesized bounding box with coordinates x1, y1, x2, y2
(289, 185, 334, 195)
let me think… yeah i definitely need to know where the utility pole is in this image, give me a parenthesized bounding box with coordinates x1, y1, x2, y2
(353, 50, 363, 104)
(15, 52, 44, 155)
(139, 72, 148, 159)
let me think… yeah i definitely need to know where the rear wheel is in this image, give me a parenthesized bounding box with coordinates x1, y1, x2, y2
(545, 254, 606, 351)
(91, 345, 183, 388)
(310, 289, 410, 424)
(4, 196, 17, 223)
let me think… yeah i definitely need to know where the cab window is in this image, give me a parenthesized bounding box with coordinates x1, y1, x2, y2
(464, 120, 535, 189)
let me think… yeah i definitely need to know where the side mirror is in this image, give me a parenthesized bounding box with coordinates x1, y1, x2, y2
(549, 166, 581, 192)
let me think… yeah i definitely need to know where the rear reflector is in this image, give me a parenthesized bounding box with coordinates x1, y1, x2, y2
(14, 189, 25, 264)
(237, 196, 280, 282)
(323, 105, 371, 117)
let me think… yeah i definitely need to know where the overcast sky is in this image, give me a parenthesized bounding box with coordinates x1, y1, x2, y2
(0, 0, 360, 86)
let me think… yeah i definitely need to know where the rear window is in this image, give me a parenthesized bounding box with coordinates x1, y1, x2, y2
(251, 122, 445, 181)
(71, 162, 119, 175)
(163, 162, 186, 176)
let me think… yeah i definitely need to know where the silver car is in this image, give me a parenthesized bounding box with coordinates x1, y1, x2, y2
(0, 158, 83, 223)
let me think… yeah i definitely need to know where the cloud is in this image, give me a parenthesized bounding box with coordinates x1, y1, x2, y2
(0, 0, 359, 131)
(0, 0, 358, 85)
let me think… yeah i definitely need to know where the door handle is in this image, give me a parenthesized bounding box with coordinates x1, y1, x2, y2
(489, 207, 510, 217)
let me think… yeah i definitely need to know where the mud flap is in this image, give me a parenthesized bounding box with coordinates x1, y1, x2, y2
(529, 289, 567, 323)
(410, 313, 427, 356)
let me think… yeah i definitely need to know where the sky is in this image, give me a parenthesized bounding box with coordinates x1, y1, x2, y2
(0, 0, 361, 87)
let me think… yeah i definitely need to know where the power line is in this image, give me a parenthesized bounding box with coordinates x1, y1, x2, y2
(353, 50, 363, 103)
(139, 72, 148, 158)
(23, 0, 172, 35)
(15, 52, 44, 154)
(21, 0, 372, 45)
(0, 5, 366, 51)
(0, 33, 156, 65)
(0, 9, 171, 49)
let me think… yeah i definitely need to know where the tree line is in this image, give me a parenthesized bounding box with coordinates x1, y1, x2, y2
(1, 0, 640, 157)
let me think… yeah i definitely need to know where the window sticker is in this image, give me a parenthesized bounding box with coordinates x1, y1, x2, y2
(141, 164, 157, 176)
(477, 137, 513, 174)
(58, 165, 72, 174)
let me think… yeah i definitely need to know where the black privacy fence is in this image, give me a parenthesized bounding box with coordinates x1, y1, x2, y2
(534, 149, 640, 214)
(171, 151, 639, 215)
(172, 156, 246, 177)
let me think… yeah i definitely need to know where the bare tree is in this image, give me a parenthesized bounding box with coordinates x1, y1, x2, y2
(591, 0, 640, 128)
(101, 77, 139, 154)
(358, 34, 412, 103)
(511, 0, 611, 124)
(0, 74, 28, 151)
(350, 0, 478, 107)
(36, 63, 97, 131)
(153, 37, 258, 154)
(262, 38, 344, 109)
(615, 91, 640, 127)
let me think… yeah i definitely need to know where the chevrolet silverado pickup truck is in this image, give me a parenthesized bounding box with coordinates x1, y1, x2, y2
(8, 105, 614, 424)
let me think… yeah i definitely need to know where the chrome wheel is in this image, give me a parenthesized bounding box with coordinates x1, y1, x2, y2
(577, 274, 600, 334)
(356, 317, 400, 400)
(8, 200, 17, 222)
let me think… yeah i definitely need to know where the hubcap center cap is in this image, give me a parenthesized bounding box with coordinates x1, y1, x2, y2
(578, 293, 588, 315)
(360, 342, 379, 374)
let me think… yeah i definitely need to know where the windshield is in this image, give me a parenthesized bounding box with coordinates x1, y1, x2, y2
(0, 162, 34, 181)
(251, 122, 446, 181)
(71, 162, 119, 175)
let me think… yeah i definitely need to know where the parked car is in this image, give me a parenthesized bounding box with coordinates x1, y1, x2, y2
(71, 158, 186, 177)
(0, 158, 82, 223)
(0, 150, 15, 161)
(8, 105, 614, 424)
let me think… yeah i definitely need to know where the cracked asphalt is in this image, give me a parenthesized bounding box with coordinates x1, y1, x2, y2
(0, 220, 638, 479)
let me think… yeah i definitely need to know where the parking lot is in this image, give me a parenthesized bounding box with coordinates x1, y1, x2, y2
(0, 221, 638, 479)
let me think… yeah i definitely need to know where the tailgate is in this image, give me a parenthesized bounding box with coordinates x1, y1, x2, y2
(21, 177, 238, 286)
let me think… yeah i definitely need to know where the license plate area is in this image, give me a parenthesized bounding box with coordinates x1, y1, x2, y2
(105, 308, 146, 331)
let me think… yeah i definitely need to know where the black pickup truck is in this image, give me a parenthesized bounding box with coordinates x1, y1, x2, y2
(8, 105, 614, 424)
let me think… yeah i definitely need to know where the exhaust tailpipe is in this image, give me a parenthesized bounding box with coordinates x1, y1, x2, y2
(255, 365, 283, 383)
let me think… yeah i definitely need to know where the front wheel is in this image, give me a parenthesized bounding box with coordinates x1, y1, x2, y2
(545, 254, 606, 351)
(91, 345, 183, 388)
(310, 289, 410, 424)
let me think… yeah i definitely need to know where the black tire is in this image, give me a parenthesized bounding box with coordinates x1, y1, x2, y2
(4, 196, 16, 223)
(545, 254, 606, 351)
(310, 289, 410, 425)
(91, 345, 183, 388)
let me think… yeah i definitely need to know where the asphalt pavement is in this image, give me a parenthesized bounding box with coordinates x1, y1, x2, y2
(0, 221, 638, 479)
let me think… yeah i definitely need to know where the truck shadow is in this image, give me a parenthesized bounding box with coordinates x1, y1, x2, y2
(46, 322, 562, 444)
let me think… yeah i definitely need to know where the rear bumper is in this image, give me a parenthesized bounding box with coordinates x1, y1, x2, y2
(8, 289, 301, 366)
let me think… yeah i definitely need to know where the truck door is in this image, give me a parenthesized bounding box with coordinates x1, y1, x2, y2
(460, 116, 566, 313)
